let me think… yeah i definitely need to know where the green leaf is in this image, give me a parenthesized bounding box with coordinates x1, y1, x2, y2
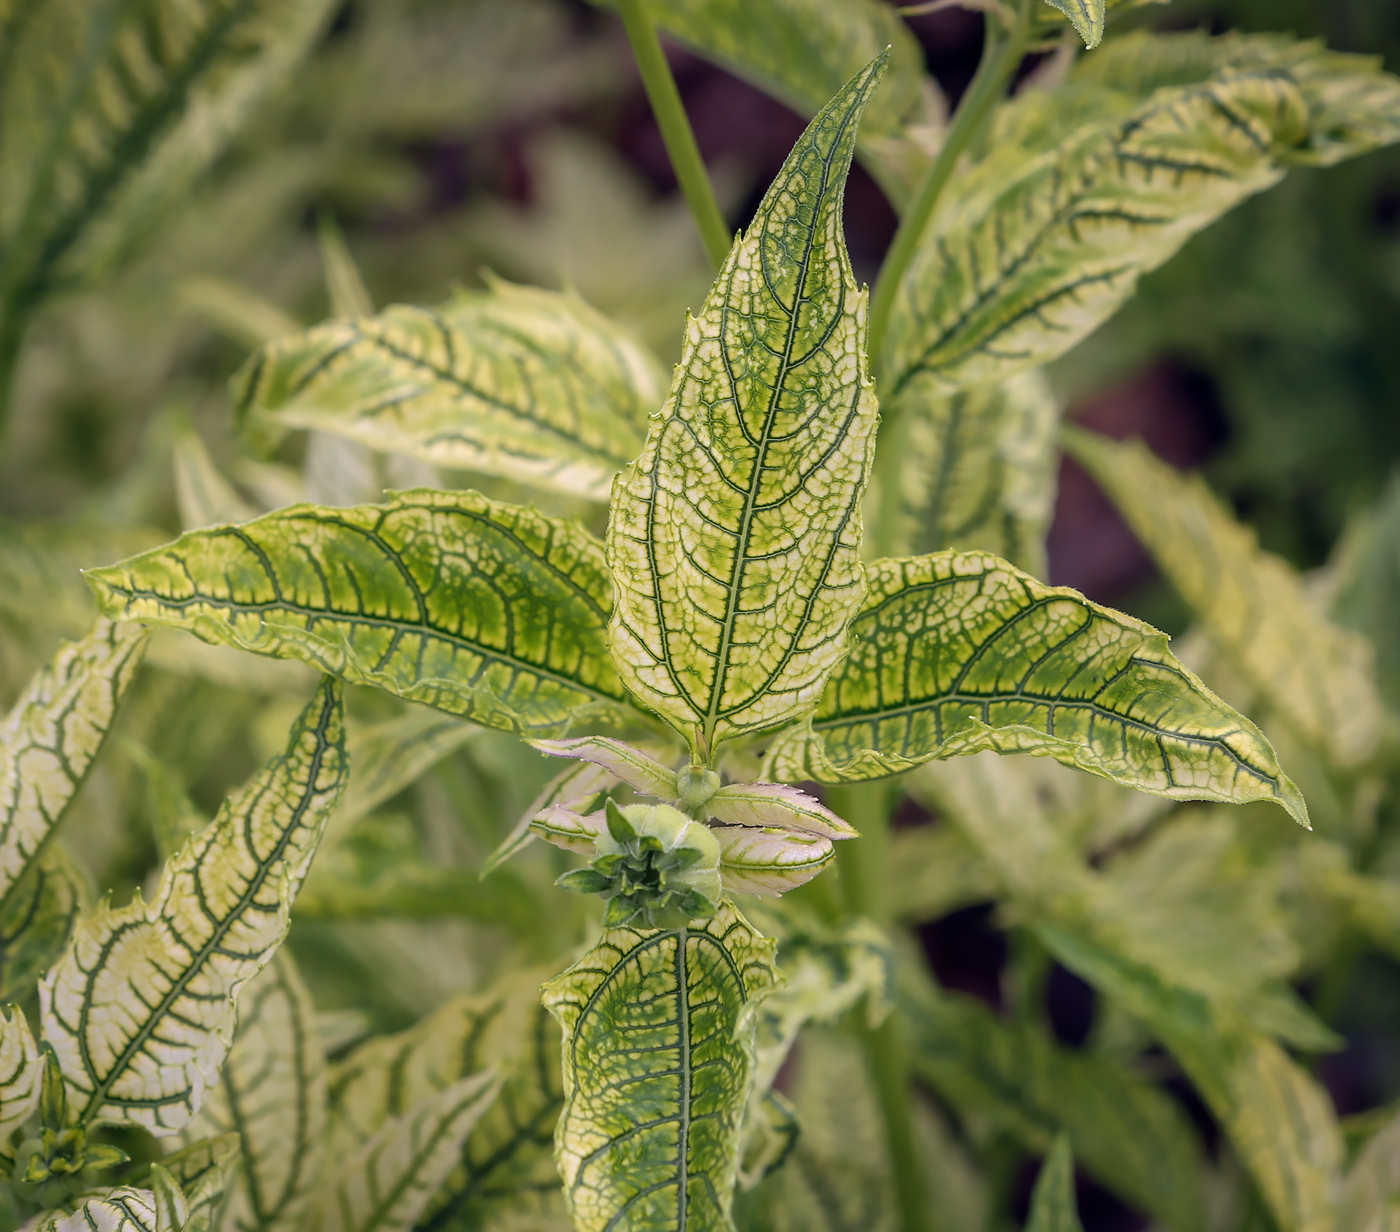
(1065, 429, 1384, 767)
(877, 369, 1059, 575)
(1025, 1137, 1084, 1232)
(0, 845, 85, 1003)
(881, 38, 1400, 396)
(329, 969, 565, 1228)
(0, 618, 147, 919)
(542, 903, 780, 1232)
(608, 55, 885, 756)
(888, 825, 997, 924)
(0, 1002, 42, 1140)
(765, 552, 1308, 827)
(317, 216, 374, 320)
(180, 954, 327, 1232)
(173, 422, 257, 532)
(235, 279, 664, 502)
(623, 0, 940, 202)
(315, 1071, 501, 1232)
(903, 965, 1206, 1232)
(86, 491, 636, 738)
(1040, 0, 1105, 50)
(0, 0, 334, 324)
(40, 678, 347, 1134)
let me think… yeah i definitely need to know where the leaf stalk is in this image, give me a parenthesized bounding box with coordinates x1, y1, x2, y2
(867, 0, 1033, 375)
(616, 0, 732, 270)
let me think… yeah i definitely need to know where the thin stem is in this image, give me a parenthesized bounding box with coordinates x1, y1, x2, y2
(616, 0, 731, 270)
(867, 0, 1033, 375)
(832, 783, 928, 1232)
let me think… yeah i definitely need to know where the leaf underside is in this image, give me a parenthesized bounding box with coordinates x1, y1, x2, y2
(86, 490, 636, 738)
(41, 678, 346, 1134)
(543, 904, 779, 1232)
(607, 54, 885, 755)
(235, 279, 664, 501)
(765, 551, 1307, 826)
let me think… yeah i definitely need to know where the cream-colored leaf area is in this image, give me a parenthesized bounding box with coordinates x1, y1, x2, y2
(1067, 430, 1384, 767)
(0, 1003, 42, 1139)
(530, 736, 679, 800)
(180, 954, 326, 1232)
(608, 56, 885, 756)
(766, 552, 1307, 824)
(879, 369, 1059, 575)
(42, 1187, 165, 1232)
(711, 826, 833, 896)
(235, 279, 664, 502)
(40, 679, 346, 1134)
(0, 619, 147, 916)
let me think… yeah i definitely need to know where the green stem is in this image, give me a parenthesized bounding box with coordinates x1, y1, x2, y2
(616, 0, 731, 270)
(832, 783, 928, 1232)
(867, 0, 1032, 376)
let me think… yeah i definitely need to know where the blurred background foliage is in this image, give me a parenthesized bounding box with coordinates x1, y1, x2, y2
(2, 2, 1399, 1226)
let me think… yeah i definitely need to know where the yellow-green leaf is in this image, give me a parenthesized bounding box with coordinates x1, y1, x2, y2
(883, 52, 1360, 396)
(1040, 0, 1105, 49)
(1025, 1137, 1084, 1232)
(1338, 1106, 1400, 1232)
(0, 0, 334, 323)
(542, 903, 780, 1232)
(315, 1071, 502, 1232)
(608, 55, 885, 756)
(180, 954, 326, 1232)
(40, 678, 346, 1135)
(1065, 429, 1384, 767)
(877, 368, 1059, 574)
(235, 280, 664, 502)
(86, 491, 635, 738)
(766, 552, 1307, 826)
(0, 619, 147, 919)
(0, 1002, 42, 1140)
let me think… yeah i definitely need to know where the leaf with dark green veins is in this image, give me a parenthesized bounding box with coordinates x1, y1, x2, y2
(235, 280, 665, 502)
(0, 1002, 42, 1141)
(882, 38, 1400, 396)
(878, 369, 1059, 574)
(40, 678, 346, 1135)
(0, 0, 334, 324)
(1066, 429, 1384, 767)
(608, 56, 885, 756)
(765, 552, 1307, 826)
(86, 491, 637, 738)
(0, 619, 147, 919)
(0, 845, 85, 1003)
(1040, 0, 1105, 49)
(1026, 1138, 1084, 1232)
(156, 1134, 241, 1231)
(542, 904, 780, 1232)
(180, 954, 327, 1232)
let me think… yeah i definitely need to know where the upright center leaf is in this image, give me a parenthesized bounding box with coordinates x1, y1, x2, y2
(608, 53, 887, 758)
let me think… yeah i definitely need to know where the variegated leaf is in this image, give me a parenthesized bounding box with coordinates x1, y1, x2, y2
(765, 552, 1307, 826)
(40, 678, 346, 1134)
(542, 903, 780, 1232)
(0, 845, 85, 1003)
(235, 280, 665, 502)
(0, 0, 333, 318)
(0, 619, 146, 918)
(882, 40, 1400, 396)
(1026, 1137, 1084, 1232)
(608, 55, 884, 756)
(877, 369, 1059, 575)
(40, 1186, 166, 1232)
(0, 1002, 42, 1139)
(316, 1071, 502, 1232)
(329, 969, 564, 1228)
(705, 782, 855, 838)
(712, 827, 833, 896)
(180, 954, 326, 1232)
(157, 1134, 242, 1231)
(173, 423, 257, 532)
(86, 491, 636, 738)
(1066, 430, 1384, 767)
(530, 736, 679, 800)
(903, 966, 1205, 1231)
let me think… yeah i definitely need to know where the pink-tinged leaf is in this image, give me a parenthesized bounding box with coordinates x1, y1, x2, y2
(530, 807, 607, 855)
(707, 782, 857, 839)
(715, 827, 835, 897)
(531, 737, 679, 800)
